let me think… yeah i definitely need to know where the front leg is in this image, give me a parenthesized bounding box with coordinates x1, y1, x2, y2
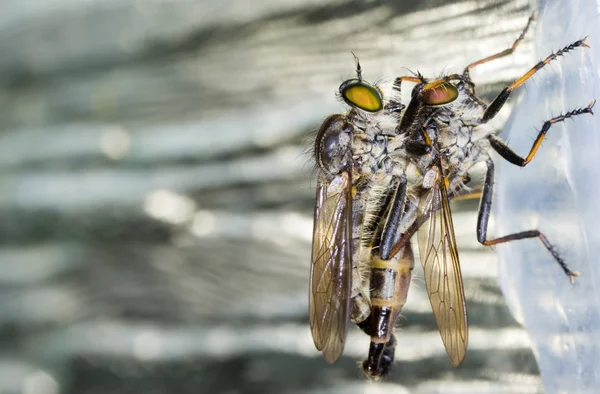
(463, 13, 535, 78)
(482, 37, 590, 123)
(488, 100, 595, 166)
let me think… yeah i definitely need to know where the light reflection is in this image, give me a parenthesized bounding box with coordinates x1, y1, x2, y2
(188, 210, 314, 242)
(144, 190, 196, 224)
(22, 371, 59, 394)
(190, 210, 217, 236)
(549, 332, 577, 358)
(100, 126, 131, 160)
(281, 212, 312, 242)
(133, 331, 162, 361)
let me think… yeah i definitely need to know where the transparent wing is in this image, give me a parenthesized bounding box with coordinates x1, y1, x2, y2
(417, 170, 468, 366)
(309, 171, 352, 363)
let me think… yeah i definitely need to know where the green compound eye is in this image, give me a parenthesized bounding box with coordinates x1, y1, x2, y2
(422, 82, 458, 105)
(339, 79, 383, 113)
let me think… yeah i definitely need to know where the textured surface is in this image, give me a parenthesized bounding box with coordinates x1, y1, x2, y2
(0, 1, 546, 393)
(497, 0, 600, 392)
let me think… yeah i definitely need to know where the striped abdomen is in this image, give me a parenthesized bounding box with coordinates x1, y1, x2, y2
(362, 243, 414, 379)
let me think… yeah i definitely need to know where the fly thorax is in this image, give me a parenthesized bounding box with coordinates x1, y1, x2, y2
(412, 153, 435, 177)
(352, 134, 373, 156)
(437, 128, 458, 149)
(352, 133, 391, 175)
(471, 122, 495, 141)
(371, 135, 388, 159)
(454, 124, 472, 148)
(447, 150, 469, 175)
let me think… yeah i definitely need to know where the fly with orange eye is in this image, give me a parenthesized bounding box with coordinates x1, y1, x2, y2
(422, 82, 458, 105)
(310, 12, 594, 381)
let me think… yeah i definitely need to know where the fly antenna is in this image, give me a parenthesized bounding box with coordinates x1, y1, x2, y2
(351, 52, 362, 81)
(400, 67, 418, 77)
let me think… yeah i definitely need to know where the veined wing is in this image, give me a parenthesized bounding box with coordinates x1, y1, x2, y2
(309, 171, 352, 363)
(417, 167, 468, 366)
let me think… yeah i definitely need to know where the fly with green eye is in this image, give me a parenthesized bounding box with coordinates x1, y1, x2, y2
(310, 13, 596, 380)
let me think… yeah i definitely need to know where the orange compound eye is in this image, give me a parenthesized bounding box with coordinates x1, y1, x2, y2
(422, 82, 458, 105)
(339, 79, 383, 113)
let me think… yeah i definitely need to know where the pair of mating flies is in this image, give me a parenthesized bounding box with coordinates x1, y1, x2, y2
(309, 14, 595, 379)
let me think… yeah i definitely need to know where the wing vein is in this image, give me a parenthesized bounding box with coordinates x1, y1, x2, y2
(417, 166, 468, 366)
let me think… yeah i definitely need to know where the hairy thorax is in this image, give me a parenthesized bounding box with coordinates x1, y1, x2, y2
(410, 81, 493, 188)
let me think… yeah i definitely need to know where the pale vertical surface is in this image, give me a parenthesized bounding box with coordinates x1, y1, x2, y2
(0, 0, 548, 393)
(496, 0, 600, 393)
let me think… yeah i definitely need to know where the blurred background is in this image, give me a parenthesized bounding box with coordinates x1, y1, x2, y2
(1, 0, 594, 393)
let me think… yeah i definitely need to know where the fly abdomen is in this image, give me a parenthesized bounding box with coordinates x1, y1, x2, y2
(362, 244, 414, 379)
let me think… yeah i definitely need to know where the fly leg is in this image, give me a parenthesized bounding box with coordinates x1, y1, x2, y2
(481, 100, 596, 277)
(477, 159, 579, 282)
(488, 100, 595, 166)
(361, 176, 415, 380)
(380, 175, 408, 259)
(481, 37, 590, 123)
(463, 13, 535, 79)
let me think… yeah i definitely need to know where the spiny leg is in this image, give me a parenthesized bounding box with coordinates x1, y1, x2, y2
(482, 37, 591, 123)
(385, 76, 423, 114)
(389, 185, 484, 257)
(389, 221, 418, 260)
(477, 159, 578, 282)
(488, 100, 595, 166)
(379, 175, 407, 260)
(464, 13, 535, 78)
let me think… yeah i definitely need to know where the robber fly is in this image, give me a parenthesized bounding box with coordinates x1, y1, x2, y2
(310, 13, 595, 380)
